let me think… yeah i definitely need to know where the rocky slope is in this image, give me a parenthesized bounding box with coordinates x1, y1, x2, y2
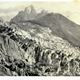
(0, 20, 80, 76)
(33, 13, 80, 47)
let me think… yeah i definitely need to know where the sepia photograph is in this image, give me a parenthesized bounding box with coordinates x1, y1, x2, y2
(0, 1, 80, 76)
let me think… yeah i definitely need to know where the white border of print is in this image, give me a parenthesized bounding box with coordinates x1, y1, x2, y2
(0, 0, 73, 1)
(0, 76, 80, 80)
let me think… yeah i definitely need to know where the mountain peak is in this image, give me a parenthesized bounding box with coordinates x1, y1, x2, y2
(25, 5, 35, 14)
(10, 5, 37, 23)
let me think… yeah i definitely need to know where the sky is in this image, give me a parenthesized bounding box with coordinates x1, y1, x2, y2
(0, 2, 80, 25)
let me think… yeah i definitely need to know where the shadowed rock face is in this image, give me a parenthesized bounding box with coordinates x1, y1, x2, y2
(0, 21, 80, 76)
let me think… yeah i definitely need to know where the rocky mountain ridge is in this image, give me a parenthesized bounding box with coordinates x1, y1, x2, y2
(10, 5, 47, 23)
(10, 5, 80, 47)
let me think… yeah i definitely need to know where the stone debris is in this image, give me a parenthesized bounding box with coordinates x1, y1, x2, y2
(0, 21, 80, 76)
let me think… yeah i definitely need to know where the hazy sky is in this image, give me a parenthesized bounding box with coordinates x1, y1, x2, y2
(0, 2, 80, 24)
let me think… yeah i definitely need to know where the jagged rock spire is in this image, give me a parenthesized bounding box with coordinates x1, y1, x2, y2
(10, 5, 37, 23)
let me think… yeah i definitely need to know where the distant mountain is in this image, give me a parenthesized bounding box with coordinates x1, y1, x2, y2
(10, 5, 48, 23)
(12, 12, 80, 47)
(10, 5, 37, 23)
(32, 13, 80, 47)
(10, 5, 80, 47)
